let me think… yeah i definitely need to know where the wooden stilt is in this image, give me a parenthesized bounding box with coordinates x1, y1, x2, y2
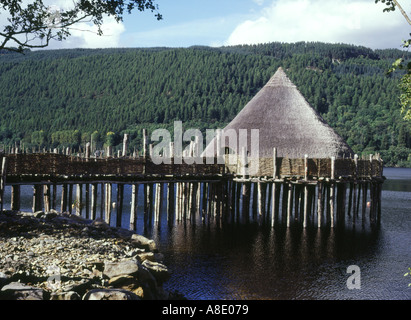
(91, 183, 97, 220)
(202, 182, 208, 223)
(167, 182, 175, 224)
(75, 184, 82, 216)
(51, 183, 57, 210)
(362, 182, 368, 225)
(116, 184, 124, 227)
(100, 183, 104, 219)
(271, 148, 278, 227)
(236, 181, 241, 222)
(68, 184, 73, 214)
(11, 185, 20, 211)
(252, 182, 258, 221)
(105, 183, 112, 225)
(60, 183, 68, 213)
(287, 182, 292, 227)
(317, 182, 323, 228)
(44, 184, 51, 213)
(33, 185, 43, 213)
(242, 182, 251, 223)
(0, 157, 6, 212)
(130, 183, 139, 231)
(85, 183, 90, 219)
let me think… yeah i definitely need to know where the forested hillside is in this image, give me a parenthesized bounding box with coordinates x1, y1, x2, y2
(0, 42, 410, 166)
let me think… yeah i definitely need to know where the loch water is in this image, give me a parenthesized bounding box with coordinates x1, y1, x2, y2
(3, 167, 411, 300)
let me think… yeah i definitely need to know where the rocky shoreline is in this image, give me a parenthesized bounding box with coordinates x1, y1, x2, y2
(0, 210, 184, 300)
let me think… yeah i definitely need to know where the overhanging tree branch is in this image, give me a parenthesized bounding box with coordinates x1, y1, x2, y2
(0, 0, 162, 53)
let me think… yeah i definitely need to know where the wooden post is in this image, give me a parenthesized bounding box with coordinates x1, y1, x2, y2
(143, 129, 148, 159)
(85, 183, 90, 219)
(122, 134, 129, 157)
(148, 183, 154, 226)
(144, 183, 149, 226)
(44, 184, 51, 213)
(242, 182, 251, 223)
(154, 183, 164, 224)
(317, 182, 323, 228)
(236, 181, 241, 222)
(0, 157, 6, 211)
(105, 183, 112, 225)
(287, 182, 292, 227)
(130, 183, 139, 231)
(91, 183, 98, 220)
(167, 182, 175, 224)
(51, 183, 57, 210)
(32, 185, 43, 213)
(271, 148, 278, 227)
(190, 182, 198, 224)
(68, 184, 73, 214)
(116, 183, 124, 227)
(11, 185, 20, 211)
(303, 154, 308, 228)
(362, 182, 368, 225)
(202, 182, 208, 223)
(100, 183, 104, 219)
(174, 182, 180, 222)
(329, 156, 335, 228)
(76, 184, 82, 216)
(347, 182, 354, 218)
(85, 142, 91, 159)
(353, 154, 359, 221)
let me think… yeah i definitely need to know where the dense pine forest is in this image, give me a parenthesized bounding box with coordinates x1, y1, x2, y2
(0, 42, 410, 167)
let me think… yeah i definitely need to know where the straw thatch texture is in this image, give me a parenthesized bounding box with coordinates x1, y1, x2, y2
(204, 67, 354, 159)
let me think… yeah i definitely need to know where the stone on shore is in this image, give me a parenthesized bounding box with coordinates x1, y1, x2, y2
(0, 282, 44, 300)
(131, 234, 158, 252)
(83, 288, 141, 300)
(103, 259, 140, 279)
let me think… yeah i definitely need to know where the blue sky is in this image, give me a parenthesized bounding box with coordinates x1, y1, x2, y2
(120, 0, 265, 47)
(119, 0, 411, 50)
(2, 0, 410, 50)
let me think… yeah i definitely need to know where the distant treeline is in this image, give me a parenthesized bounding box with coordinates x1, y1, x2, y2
(0, 42, 410, 166)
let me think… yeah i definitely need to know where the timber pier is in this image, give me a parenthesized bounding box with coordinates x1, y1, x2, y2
(0, 137, 384, 230)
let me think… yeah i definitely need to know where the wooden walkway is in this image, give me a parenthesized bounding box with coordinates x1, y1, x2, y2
(0, 147, 384, 230)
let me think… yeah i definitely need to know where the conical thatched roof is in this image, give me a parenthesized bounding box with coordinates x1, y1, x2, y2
(204, 67, 353, 159)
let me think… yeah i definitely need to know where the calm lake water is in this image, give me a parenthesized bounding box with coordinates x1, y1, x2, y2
(3, 167, 411, 300)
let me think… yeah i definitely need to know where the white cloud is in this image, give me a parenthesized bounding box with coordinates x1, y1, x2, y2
(0, 0, 126, 50)
(226, 0, 410, 49)
(123, 16, 238, 48)
(53, 16, 126, 49)
(252, 0, 266, 5)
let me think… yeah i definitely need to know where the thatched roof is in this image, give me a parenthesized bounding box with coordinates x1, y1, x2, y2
(204, 67, 354, 159)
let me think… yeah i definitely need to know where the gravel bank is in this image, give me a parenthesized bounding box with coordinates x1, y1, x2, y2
(0, 210, 184, 300)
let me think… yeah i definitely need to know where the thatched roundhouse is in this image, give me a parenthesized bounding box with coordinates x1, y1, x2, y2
(204, 67, 354, 159)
